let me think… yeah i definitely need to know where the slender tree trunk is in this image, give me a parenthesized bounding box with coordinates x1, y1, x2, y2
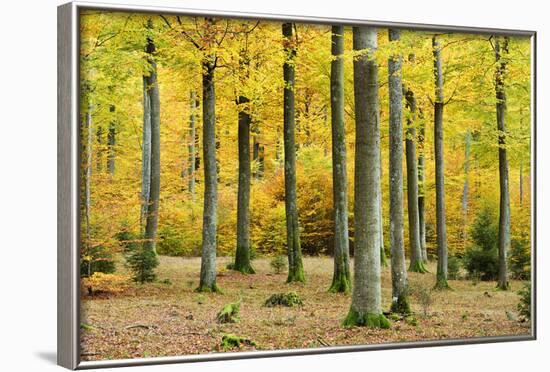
(379, 153, 387, 267)
(107, 105, 116, 176)
(282, 22, 305, 283)
(405, 88, 427, 273)
(252, 129, 265, 179)
(140, 76, 152, 233)
(84, 103, 93, 277)
(234, 95, 255, 274)
(519, 158, 523, 207)
(344, 27, 389, 328)
(432, 35, 449, 289)
(96, 125, 103, 172)
(187, 91, 197, 198)
(388, 29, 410, 314)
(143, 30, 161, 257)
(417, 112, 428, 261)
(519, 108, 524, 208)
(495, 36, 510, 290)
(328, 25, 351, 294)
(461, 130, 471, 247)
(198, 55, 220, 292)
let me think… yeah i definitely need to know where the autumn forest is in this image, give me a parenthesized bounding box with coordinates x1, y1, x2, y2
(79, 10, 532, 360)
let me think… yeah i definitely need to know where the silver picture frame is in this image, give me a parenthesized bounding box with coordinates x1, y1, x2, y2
(57, 1, 537, 369)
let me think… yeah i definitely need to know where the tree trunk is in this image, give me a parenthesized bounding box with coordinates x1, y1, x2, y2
(187, 91, 197, 198)
(143, 30, 161, 257)
(234, 95, 255, 274)
(140, 76, 151, 233)
(417, 112, 427, 261)
(344, 27, 389, 328)
(198, 55, 220, 292)
(252, 130, 265, 180)
(328, 25, 351, 294)
(405, 88, 427, 273)
(519, 107, 524, 207)
(282, 22, 305, 283)
(84, 103, 93, 277)
(379, 153, 387, 267)
(96, 125, 103, 173)
(495, 37, 510, 290)
(433, 35, 449, 289)
(388, 29, 410, 314)
(107, 105, 116, 176)
(461, 130, 471, 247)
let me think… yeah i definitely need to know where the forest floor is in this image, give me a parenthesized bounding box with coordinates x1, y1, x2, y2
(80, 256, 530, 361)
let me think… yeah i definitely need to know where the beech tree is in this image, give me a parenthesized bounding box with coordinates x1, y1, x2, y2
(388, 29, 410, 313)
(185, 91, 197, 197)
(282, 22, 305, 283)
(344, 27, 389, 328)
(328, 25, 351, 293)
(417, 113, 428, 261)
(494, 36, 511, 290)
(405, 85, 427, 273)
(432, 35, 449, 289)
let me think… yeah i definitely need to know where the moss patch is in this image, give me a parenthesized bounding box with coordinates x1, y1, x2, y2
(220, 334, 257, 350)
(343, 309, 391, 329)
(409, 260, 429, 274)
(390, 294, 411, 315)
(216, 300, 241, 323)
(264, 291, 303, 307)
(195, 282, 222, 294)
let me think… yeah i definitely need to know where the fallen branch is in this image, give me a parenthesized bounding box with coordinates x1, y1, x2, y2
(124, 324, 158, 330)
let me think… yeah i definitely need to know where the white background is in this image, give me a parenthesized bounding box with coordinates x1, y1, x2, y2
(0, 0, 546, 370)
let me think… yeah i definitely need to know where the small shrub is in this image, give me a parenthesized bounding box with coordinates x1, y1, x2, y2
(217, 300, 241, 323)
(270, 255, 287, 274)
(509, 238, 531, 280)
(125, 246, 159, 283)
(220, 334, 257, 350)
(464, 247, 498, 281)
(264, 291, 303, 307)
(463, 205, 499, 281)
(447, 255, 462, 280)
(405, 316, 418, 326)
(517, 282, 531, 321)
(82, 272, 130, 295)
(411, 284, 433, 317)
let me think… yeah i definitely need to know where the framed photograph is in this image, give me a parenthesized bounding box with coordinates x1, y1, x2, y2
(57, 1, 536, 369)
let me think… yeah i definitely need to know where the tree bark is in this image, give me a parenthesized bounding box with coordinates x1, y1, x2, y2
(143, 29, 161, 257)
(432, 35, 449, 289)
(461, 130, 471, 247)
(234, 95, 255, 274)
(282, 22, 305, 283)
(187, 91, 197, 198)
(388, 29, 410, 314)
(107, 105, 116, 176)
(495, 36, 510, 290)
(344, 27, 389, 328)
(96, 125, 103, 173)
(379, 153, 387, 267)
(84, 103, 93, 277)
(198, 54, 220, 292)
(405, 88, 427, 273)
(140, 77, 152, 233)
(417, 112, 428, 261)
(328, 25, 351, 294)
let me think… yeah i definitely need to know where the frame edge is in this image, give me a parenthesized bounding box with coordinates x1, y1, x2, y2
(58, 1, 79, 370)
